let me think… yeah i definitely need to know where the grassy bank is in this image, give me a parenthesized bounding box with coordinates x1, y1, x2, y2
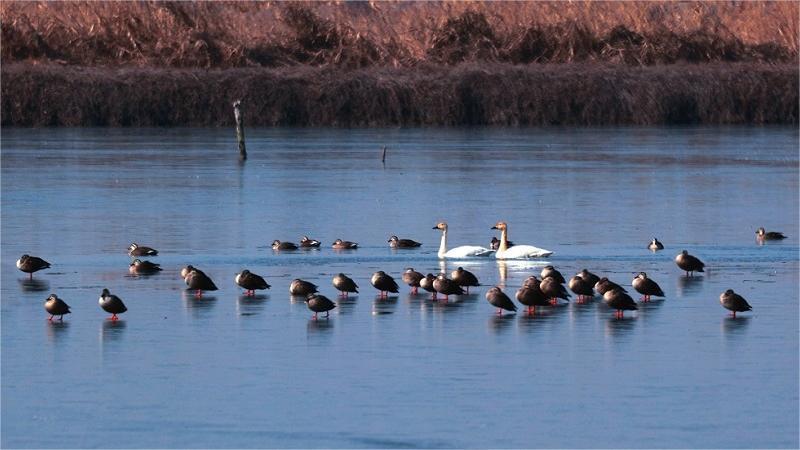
(2, 1, 796, 68)
(3, 63, 796, 127)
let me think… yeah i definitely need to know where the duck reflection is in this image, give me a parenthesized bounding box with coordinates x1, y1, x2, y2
(237, 294, 268, 316)
(182, 291, 217, 312)
(334, 296, 357, 315)
(46, 319, 70, 343)
(488, 314, 515, 334)
(604, 314, 637, 337)
(722, 316, 751, 337)
(372, 296, 397, 315)
(19, 278, 49, 292)
(676, 275, 704, 297)
(100, 319, 127, 342)
(307, 317, 334, 335)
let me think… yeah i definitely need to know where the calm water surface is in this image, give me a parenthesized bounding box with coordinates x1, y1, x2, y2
(2, 127, 798, 448)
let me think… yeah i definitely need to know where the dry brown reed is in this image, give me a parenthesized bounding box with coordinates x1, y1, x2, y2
(1, 1, 797, 68)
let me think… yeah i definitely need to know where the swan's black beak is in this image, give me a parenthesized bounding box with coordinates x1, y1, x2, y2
(491, 226, 498, 230)
(432, 226, 438, 229)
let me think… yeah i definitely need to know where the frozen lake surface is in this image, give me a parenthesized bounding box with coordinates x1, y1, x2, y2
(2, 127, 798, 448)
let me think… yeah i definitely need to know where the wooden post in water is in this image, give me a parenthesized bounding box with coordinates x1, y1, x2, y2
(381, 146, 387, 163)
(233, 100, 247, 160)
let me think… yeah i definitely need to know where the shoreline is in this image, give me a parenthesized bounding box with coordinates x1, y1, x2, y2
(2, 62, 797, 127)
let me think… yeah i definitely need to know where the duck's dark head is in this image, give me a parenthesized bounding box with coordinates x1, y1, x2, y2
(101, 288, 110, 296)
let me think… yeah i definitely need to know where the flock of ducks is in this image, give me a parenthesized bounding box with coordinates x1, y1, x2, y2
(18, 223, 788, 321)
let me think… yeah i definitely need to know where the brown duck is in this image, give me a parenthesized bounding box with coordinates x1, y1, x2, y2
(299, 236, 321, 248)
(648, 238, 664, 251)
(16, 254, 51, 279)
(388, 235, 421, 248)
(181, 265, 206, 279)
(99, 288, 127, 321)
(290, 279, 319, 296)
(419, 273, 437, 299)
(675, 250, 705, 276)
(540, 276, 570, 305)
(450, 267, 479, 294)
(595, 277, 627, 296)
(516, 282, 549, 315)
(719, 289, 752, 318)
(568, 275, 594, 302)
(631, 272, 664, 302)
(45, 294, 71, 321)
(433, 273, 465, 301)
(371, 271, 399, 298)
(305, 293, 336, 319)
(235, 269, 270, 295)
(756, 227, 786, 240)
(185, 269, 218, 297)
(332, 239, 359, 249)
(603, 288, 637, 318)
(332, 273, 358, 297)
(490, 237, 514, 250)
(272, 240, 298, 250)
(486, 286, 517, 315)
(128, 243, 158, 257)
(577, 269, 600, 287)
(402, 268, 424, 294)
(541, 265, 565, 284)
(129, 259, 162, 275)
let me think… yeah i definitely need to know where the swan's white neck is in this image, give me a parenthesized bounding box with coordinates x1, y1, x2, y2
(438, 228, 448, 258)
(498, 228, 509, 252)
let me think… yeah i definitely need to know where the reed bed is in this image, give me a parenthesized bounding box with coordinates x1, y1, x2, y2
(3, 62, 796, 126)
(1, 1, 797, 68)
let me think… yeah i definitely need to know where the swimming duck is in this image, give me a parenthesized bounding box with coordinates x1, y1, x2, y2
(631, 272, 664, 302)
(604, 288, 637, 318)
(540, 276, 571, 305)
(594, 277, 627, 295)
(719, 289, 752, 318)
(450, 267, 480, 293)
(515, 283, 549, 315)
(433, 222, 493, 258)
(675, 250, 705, 276)
(568, 275, 594, 302)
(129, 259, 162, 275)
(128, 243, 158, 257)
(577, 269, 600, 287)
(305, 293, 336, 319)
(272, 240, 299, 250)
(290, 279, 319, 296)
(332, 239, 359, 249)
(433, 273, 465, 301)
(756, 227, 786, 240)
(44, 294, 71, 321)
(371, 271, 399, 298)
(388, 236, 422, 248)
(419, 273, 437, 299)
(490, 222, 553, 259)
(299, 236, 322, 248)
(185, 269, 218, 297)
(16, 254, 51, 279)
(648, 238, 664, 251)
(540, 265, 565, 284)
(235, 269, 270, 295)
(332, 273, 358, 297)
(402, 268, 424, 294)
(485, 286, 517, 315)
(99, 288, 127, 321)
(490, 237, 514, 250)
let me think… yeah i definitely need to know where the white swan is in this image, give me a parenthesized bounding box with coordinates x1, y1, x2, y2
(434, 222, 494, 259)
(491, 221, 553, 259)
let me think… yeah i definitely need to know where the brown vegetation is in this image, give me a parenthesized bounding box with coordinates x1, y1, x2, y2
(3, 62, 796, 127)
(1, 1, 797, 68)
(1, 1, 797, 126)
